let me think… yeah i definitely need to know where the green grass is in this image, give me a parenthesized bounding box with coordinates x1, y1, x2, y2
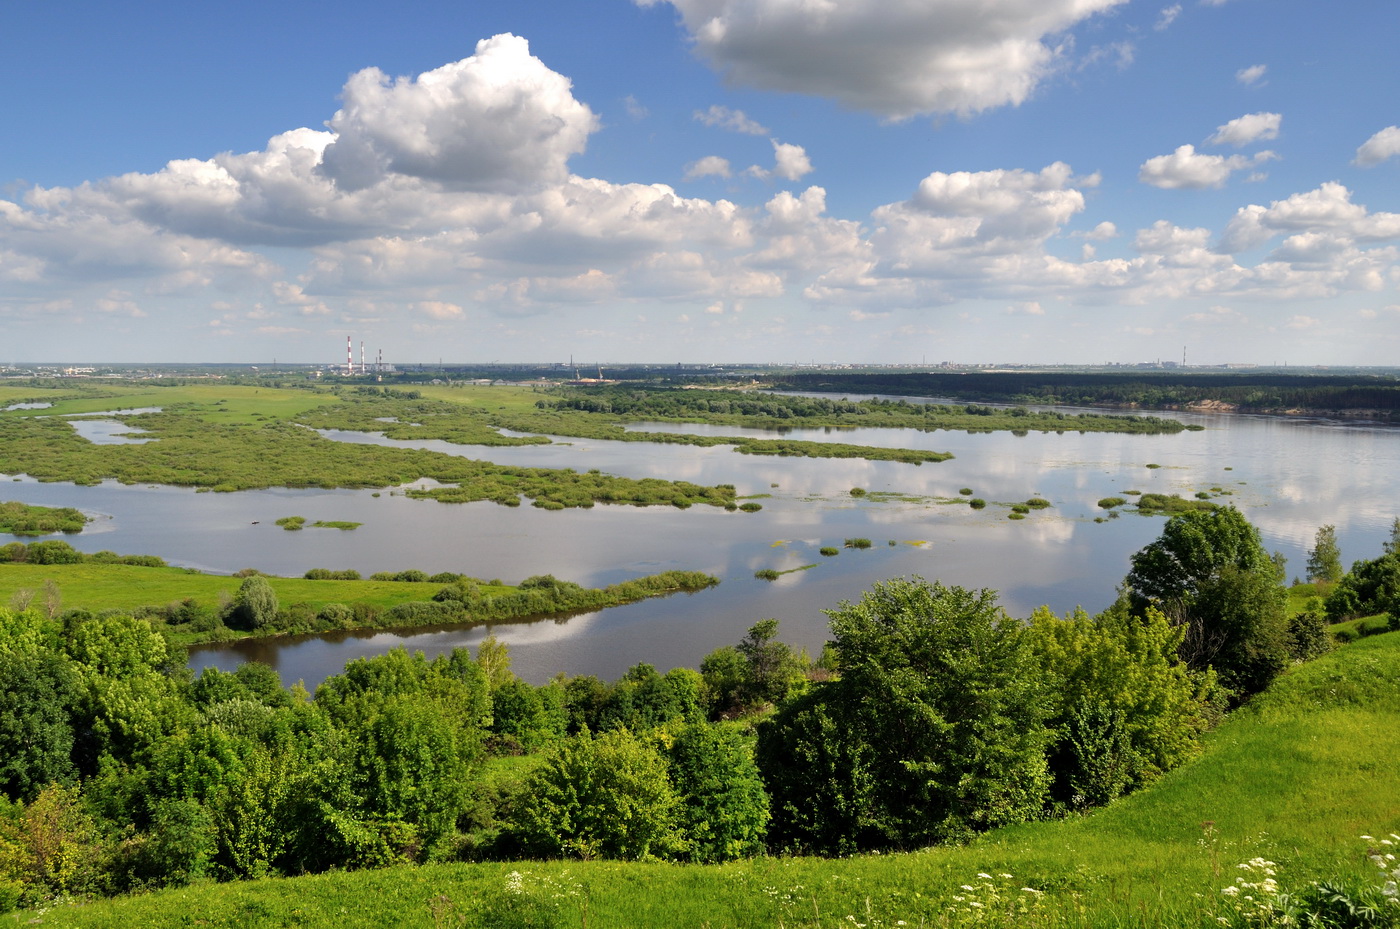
(0, 562, 457, 615)
(311, 520, 361, 530)
(26, 633, 1400, 928)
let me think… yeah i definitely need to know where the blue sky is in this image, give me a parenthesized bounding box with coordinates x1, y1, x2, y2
(2, 0, 1398, 366)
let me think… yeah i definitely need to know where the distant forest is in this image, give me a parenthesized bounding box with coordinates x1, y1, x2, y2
(768, 371, 1400, 419)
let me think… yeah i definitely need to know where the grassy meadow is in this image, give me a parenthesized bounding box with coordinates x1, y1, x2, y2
(0, 562, 457, 615)
(20, 631, 1400, 929)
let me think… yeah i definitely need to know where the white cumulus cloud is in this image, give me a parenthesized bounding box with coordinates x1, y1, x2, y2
(1207, 112, 1281, 147)
(637, 0, 1130, 119)
(1138, 145, 1277, 189)
(684, 156, 733, 180)
(771, 142, 813, 181)
(319, 34, 598, 193)
(1355, 127, 1400, 167)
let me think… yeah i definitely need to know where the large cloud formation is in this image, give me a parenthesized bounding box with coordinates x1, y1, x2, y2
(3, 31, 1400, 355)
(637, 0, 1129, 118)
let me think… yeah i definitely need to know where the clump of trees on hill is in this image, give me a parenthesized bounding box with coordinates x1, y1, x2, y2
(0, 508, 1390, 912)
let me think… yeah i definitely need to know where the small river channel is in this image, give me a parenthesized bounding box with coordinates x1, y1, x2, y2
(3, 399, 1398, 687)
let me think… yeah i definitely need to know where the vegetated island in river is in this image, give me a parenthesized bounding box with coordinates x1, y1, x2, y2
(0, 538, 719, 648)
(0, 500, 90, 535)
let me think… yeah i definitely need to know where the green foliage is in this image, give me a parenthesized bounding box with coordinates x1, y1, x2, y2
(819, 546, 839, 556)
(303, 568, 361, 580)
(969, 498, 987, 509)
(849, 487, 866, 497)
(1326, 552, 1400, 621)
(345, 694, 475, 856)
(753, 569, 779, 580)
(1099, 496, 1127, 508)
(0, 647, 81, 801)
(1025, 605, 1220, 810)
(0, 501, 88, 536)
(759, 579, 1051, 854)
(958, 487, 974, 496)
(509, 728, 687, 861)
(274, 516, 305, 531)
(700, 620, 808, 719)
(738, 502, 762, 512)
(668, 722, 769, 863)
(1287, 608, 1335, 661)
(844, 537, 872, 549)
(1127, 507, 1290, 697)
(231, 575, 279, 631)
(1135, 492, 1218, 515)
(1308, 524, 1345, 584)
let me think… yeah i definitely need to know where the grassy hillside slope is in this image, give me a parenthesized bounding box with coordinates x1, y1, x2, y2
(19, 633, 1400, 929)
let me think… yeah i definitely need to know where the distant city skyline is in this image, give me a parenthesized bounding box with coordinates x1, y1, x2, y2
(2, 0, 1398, 365)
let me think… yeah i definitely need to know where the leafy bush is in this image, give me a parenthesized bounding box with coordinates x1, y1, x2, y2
(738, 502, 762, 513)
(844, 538, 873, 549)
(1098, 497, 1127, 509)
(509, 728, 686, 860)
(958, 488, 974, 496)
(758, 579, 1052, 854)
(819, 547, 839, 557)
(849, 487, 867, 497)
(754, 569, 780, 581)
(969, 498, 986, 509)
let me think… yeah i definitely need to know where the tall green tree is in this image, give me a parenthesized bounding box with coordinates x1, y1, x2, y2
(230, 576, 278, 631)
(1126, 507, 1289, 698)
(510, 727, 686, 861)
(1306, 524, 1344, 584)
(668, 722, 769, 863)
(758, 578, 1052, 854)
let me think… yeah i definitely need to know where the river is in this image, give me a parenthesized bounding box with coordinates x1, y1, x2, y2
(2, 401, 1396, 687)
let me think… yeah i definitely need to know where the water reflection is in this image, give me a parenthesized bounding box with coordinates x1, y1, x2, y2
(2, 403, 1398, 686)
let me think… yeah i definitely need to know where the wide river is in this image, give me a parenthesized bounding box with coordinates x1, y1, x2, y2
(3, 397, 1397, 688)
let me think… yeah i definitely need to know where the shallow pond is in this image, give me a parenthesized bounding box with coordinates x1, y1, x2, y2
(3, 401, 1397, 687)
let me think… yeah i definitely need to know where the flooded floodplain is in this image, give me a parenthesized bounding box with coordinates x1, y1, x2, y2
(4, 400, 1398, 687)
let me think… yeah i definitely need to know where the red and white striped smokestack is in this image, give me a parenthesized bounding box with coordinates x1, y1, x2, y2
(346, 336, 352, 371)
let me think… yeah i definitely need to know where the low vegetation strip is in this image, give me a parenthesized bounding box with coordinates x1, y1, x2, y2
(0, 545, 718, 647)
(536, 385, 1195, 435)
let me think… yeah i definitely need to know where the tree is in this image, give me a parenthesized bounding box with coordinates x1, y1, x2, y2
(1024, 606, 1221, 810)
(1126, 507, 1289, 698)
(344, 694, 474, 858)
(510, 728, 686, 860)
(1306, 524, 1343, 584)
(668, 722, 769, 863)
(0, 649, 81, 801)
(757, 578, 1051, 854)
(231, 576, 278, 631)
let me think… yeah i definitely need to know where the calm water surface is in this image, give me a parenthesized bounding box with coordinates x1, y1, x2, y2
(3, 401, 1397, 687)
